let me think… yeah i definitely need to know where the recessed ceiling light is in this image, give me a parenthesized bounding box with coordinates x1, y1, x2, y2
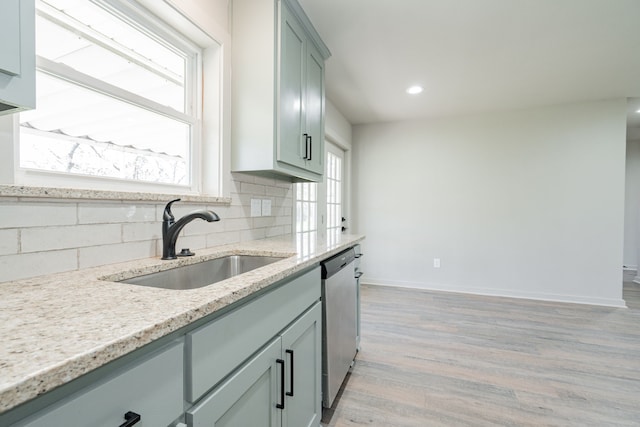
(406, 85, 423, 95)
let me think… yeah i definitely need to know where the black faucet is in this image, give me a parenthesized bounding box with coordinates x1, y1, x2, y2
(162, 199, 220, 260)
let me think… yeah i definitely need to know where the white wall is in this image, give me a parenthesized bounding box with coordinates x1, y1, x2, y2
(353, 99, 627, 307)
(326, 99, 352, 150)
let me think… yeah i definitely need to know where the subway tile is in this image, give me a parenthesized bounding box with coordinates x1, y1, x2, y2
(230, 172, 255, 184)
(21, 224, 122, 252)
(253, 216, 276, 228)
(122, 222, 161, 242)
(0, 202, 77, 228)
(181, 218, 224, 236)
(265, 226, 286, 238)
(206, 231, 241, 247)
(79, 241, 156, 269)
(266, 186, 287, 197)
(79, 204, 156, 224)
(222, 206, 247, 219)
(155, 203, 203, 220)
(0, 229, 18, 255)
(0, 250, 78, 283)
(224, 218, 252, 232)
(276, 215, 292, 227)
(240, 228, 266, 242)
(240, 182, 266, 196)
(275, 180, 293, 188)
(253, 176, 276, 186)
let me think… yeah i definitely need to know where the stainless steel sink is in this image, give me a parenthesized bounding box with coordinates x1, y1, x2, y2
(119, 255, 285, 290)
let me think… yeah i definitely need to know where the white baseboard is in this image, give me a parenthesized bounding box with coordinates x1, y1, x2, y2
(634, 277, 640, 285)
(361, 278, 627, 308)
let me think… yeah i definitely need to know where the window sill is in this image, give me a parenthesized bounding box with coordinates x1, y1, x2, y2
(0, 185, 232, 205)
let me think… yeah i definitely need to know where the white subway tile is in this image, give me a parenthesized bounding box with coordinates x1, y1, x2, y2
(21, 224, 122, 252)
(253, 217, 276, 228)
(79, 241, 156, 269)
(265, 226, 286, 238)
(224, 218, 252, 232)
(206, 231, 241, 247)
(231, 172, 255, 184)
(276, 215, 292, 226)
(122, 222, 161, 242)
(0, 229, 18, 255)
(240, 182, 266, 195)
(0, 202, 77, 228)
(254, 176, 276, 186)
(241, 228, 266, 242)
(79, 204, 156, 224)
(266, 186, 287, 197)
(181, 218, 223, 236)
(0, 250, 78, 283)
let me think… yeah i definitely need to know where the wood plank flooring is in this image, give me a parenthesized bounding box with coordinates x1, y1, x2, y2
(322, 282, 640, 426)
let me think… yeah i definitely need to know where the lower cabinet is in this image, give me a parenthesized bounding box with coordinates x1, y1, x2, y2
(13, 341, 184, 427)
(3, 266, 322, 427)
(187, 302, 321, 427)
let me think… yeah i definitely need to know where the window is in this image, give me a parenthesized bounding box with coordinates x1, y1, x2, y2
(295, 182, 318, 255)
(326, 150, 343, 243)
(18, 0, 202, 190)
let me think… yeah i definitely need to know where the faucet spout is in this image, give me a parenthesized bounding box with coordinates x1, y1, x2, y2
(162, 199, 220, 260)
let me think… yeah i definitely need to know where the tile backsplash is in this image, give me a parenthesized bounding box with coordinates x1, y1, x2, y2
(0, 173, 293, 283)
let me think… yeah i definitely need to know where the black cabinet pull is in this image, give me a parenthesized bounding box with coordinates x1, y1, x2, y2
(276, 358, 285, 409)
(307, 135, 312, 161)
(355, 271, 363, 279)
(119, 411, 141, 427)
(286, 349, 294, 396)
(302, 133, 309, 160)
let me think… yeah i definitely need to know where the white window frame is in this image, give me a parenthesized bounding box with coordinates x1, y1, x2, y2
(1, 0, 231, 197)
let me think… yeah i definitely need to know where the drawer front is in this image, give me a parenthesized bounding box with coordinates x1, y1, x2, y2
(17, 341, 184, 427)
(187, 266, 320, 402)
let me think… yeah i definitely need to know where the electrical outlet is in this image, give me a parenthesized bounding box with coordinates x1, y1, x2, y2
(250, 199, 262, 217)
(433, 258, 441, 268)
(261, 199, 272, 216)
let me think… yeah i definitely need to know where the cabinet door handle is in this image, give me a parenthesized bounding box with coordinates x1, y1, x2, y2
(307, 135, 312, 161)
(118, 411, 141, 427)
(276, 358, 285, 409)
(355, 271, 363, 279)
(303, 133, 309, 160)
(286, 349, 294, 397)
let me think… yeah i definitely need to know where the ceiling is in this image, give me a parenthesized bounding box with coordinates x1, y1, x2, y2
(298, 0, 640, 127)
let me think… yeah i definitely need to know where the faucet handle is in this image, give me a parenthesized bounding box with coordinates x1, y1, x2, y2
(163, 198, 181, 222)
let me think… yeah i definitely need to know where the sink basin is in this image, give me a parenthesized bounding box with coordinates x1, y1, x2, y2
(119, 255, 285, 290)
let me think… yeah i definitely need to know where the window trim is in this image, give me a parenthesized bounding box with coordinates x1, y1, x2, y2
(6, 0, 231, 197)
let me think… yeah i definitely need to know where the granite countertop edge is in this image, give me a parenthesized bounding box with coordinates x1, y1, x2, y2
(0, 234, 365, 414)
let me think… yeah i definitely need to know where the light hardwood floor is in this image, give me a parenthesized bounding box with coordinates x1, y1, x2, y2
(322, 282, 640, 426)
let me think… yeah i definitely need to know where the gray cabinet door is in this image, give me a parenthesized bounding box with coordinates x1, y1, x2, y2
(278, 2, 306, 170)
(187, 338, 282, 427)
(304, 42, 325, 175)
(281, 302, 322, 427)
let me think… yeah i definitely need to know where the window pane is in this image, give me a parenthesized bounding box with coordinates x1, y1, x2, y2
(37, 0, 186, 112)
(20, 72, 190, 185)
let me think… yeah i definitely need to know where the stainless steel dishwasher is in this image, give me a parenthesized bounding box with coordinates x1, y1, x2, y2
(321, 247, 357, 408)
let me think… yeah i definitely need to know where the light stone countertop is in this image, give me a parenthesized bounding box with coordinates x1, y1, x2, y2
(0, 233, 365, 414)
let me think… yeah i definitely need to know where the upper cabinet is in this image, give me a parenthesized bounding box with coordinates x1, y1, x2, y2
(231, 0, 331, 182)
(0, 0, 35, 115)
